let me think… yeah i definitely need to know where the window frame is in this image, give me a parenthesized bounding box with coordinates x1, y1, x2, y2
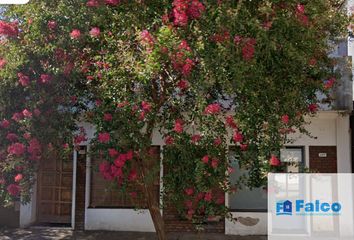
(228, 146, 305, 212)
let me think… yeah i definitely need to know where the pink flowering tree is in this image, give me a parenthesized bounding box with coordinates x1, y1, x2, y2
(0, 1, 347, 239)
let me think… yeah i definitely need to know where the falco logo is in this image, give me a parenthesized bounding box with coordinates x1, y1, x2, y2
(276, 200, 293, 216)
(276, 199, 342, 216)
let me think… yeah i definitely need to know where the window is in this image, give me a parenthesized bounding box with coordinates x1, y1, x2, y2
(228, 147, 304, 211)
(89, 146, 160, 208)
(228, 150, 267, 212)
(280, 147, 304, 173)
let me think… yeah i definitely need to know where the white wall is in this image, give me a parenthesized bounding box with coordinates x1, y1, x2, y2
(85, 209, 155, 232)
(20, 178, 37, 227)
(226, 112, 351, 235)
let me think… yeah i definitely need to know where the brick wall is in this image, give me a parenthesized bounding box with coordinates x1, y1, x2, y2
(309, 146, 337, 173)
(163, 203, 225, 233)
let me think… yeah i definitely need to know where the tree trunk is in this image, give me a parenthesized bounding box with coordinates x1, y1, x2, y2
(144, 182, 166, 240)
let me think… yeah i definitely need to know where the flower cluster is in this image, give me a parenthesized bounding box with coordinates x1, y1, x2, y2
(172, 40, 195, 77)
(99, 150, 135, 184)
(0, 21, 18, 38)
(172, 0, 205, 26)
(295, 3, 309, 26)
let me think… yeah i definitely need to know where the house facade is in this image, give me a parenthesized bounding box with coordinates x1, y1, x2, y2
(4, 2, 354, 234)
(12, 107, 352, 235)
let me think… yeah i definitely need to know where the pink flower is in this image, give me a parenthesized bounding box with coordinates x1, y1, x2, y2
(177, 79, 189, 90)
(185, 188, 194, 196)
(309, 58, 317, 66)
(0, 21, 18, 37)
(234, 35, 242, 45)
(165, 136, 174, 145)
(296, 13, 309, 26)
(89, 27, 101, 37)
(204, 103, 221, 115)
(196, 192, 204, 200)
(105, 0, 120, 6)
(7, 184, 20, 196)
(11, 112, 23, 122)
(23, 133, 31, 140)
(172, 1, 189, 27)
(270, 155, 281, 166)
(141, 101, 152, 112)
(202, 155, 209, 164)
(296, 3, 305, 14)
(140, 30, 155, 46)
(14, 174, 23, 182)
(98, 132, 110, 143)
(99, 161, 114, 180)
(182, 58, 194, 76)
(191, 134, 201, 143)
(0, 58, 6, 68)
(126, 150, 134, 160)
(108, 148, 119, 158)
(226, 115, 237, 129)
(233, 131, 243, 143)
(0, 178, 5, 185)
(187, 0, 205, 19)
(324, 77, 335, 90)
(7, 143, 26, 156)
(0, 119, 10, 129)
(179, 40, 191, 52)
(210, 31, 230, 43)
(128, 169, 138, 181)
(104, 113, 113, 121)
(22, 109, 32, 118)
(174, 119, 184, 133)
(47, 20, 57, 30)
(27, 138, 41, 156)
(86, 0, 100, 7)
(18, 73, 30, 87)
(242, 38, 256, 61)
(95, 99, 102, 106)
(281, 115, 289, 124)
(114, 155, 126, 168)
(111, 165, 123, 177)
(139, 111, 145, 121)
(6, 133, 18, 142)
(116, 101, 128, 108)
(211, 158, 218, 169)
(214, 137, 222, 146)
(70, 29, 81, 39)
(40, 74, 52, 84)
(204, 191, 212, 202)
(240, 144, 248, 151)
(308, 103, 318, 113)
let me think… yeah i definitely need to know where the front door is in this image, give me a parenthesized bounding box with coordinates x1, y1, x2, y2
(37, 151, 73, 224)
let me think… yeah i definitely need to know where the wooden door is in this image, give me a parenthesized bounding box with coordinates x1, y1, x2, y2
(309, 146, 337, 173)
(37, 151, 73, 224)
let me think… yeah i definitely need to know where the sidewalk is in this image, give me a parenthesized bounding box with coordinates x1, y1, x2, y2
(0, 228, 267, 240)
